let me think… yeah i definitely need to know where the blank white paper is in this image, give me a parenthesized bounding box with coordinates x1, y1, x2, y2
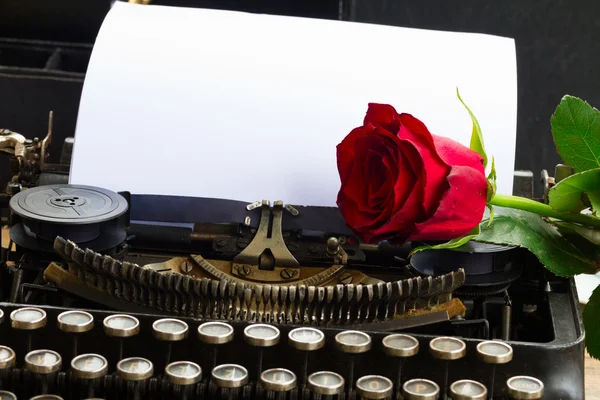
(70, 2, 518, 207)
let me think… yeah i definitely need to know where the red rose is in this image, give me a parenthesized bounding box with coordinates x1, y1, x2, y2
(336, 103, 488, 244)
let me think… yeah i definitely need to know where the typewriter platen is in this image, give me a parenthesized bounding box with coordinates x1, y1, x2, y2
(0, 131, 585, 400)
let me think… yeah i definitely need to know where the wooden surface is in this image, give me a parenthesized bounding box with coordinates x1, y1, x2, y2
(586, 352, 600, 399)
(1, 230, 598, 396)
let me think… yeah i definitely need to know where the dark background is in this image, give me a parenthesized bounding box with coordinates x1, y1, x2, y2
(1, 0, 598, 195)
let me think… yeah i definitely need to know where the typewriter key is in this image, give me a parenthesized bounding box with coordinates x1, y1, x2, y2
(0, 390, 16, 400)
(103, 314, 139, 360)
(117, 357, 154, 381)
(429, 337, 466, 398)
(153, 318, 189, 366)
(29, 396, 63, 400)
(260, 368, 297, 392)
(244, 324, 280, 347)
(307, 371, 345, 396)
(25, 350, 62, 374)
(335, 330, 371, 396)
(402, 379, 440, 400)
(166, 361, 202, 385)
(476, 341, 513, 398)
(71, 353, 108, 399)
(25, 349, 62, 394)
(198, 321, 234, 370)
(58, 310, 94, 333)
(116, 359, 152, 399)
(212, 364, 249, 388)
(289, 327, 325, 351)
(58, 310, 94, 359)
(244, 324, 280, 379)
(103, 314, 139, 337)
(382, 334, 419, 395)
(288, 327, 325, 386)
(71, 353, 108, 379)
(449, 379, 487, 400)
(153, 318, 188, 341)
(166, 361, 202, 400)
(0, 346, 16, 369)
(355, 375, 393, 400)
(11, 307, 47, 352)
(506, 376, 544, 399)
(0, 309, 4, 325)
(335, 331, 372, 354)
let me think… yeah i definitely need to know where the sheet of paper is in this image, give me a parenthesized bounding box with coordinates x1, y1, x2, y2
(70, 2, 518, 207)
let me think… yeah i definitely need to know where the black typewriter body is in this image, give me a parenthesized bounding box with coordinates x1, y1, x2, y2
(0, 179, 585, 400)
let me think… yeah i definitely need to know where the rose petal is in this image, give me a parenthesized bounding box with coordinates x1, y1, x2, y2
(397, 114, 450, 216)
(337, 126, 370, 184)
(407, 165, 488, 242)
(364, 103, 401, 133)
(431, 135, 485, 172)
(362, 178, 427, 243)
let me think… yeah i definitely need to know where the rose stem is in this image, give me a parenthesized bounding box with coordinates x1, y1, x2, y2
(490, 193, 600, 228)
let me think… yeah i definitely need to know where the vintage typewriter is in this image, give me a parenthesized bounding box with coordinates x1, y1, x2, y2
(0, 120, 584, 400)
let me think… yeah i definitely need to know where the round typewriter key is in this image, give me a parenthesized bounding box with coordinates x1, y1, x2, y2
(243, 324, 280, 347)
(0, 309, 5, 325)
(383, 334, 419, 357)
(58, 310, 94, 359)
(429, 337, 466, 360)
(25, 349, 62, 374)
(29, 396, 63, 400)
(0, 390, 16, 400)
(0, 346, 16, 369)
(336, 330, 371, 396)
(165, 361, 202, 385)
(153, 318, 189, 367)
(450, 379, 487, 400)
(288, 327, 325, 351)
(335, 330, 372, 353)
(104, 314, 139, 360)
(103, 314, 139, 337)
(57, 310, 94, 333)
(11, 307, 47, 352)
(356, 375, 393, 399)
(11, 307, 47, 330)
(402, 378, 440, 400)
(476, 340, 513, 364)
(198, 321, 234, 371)
(153, 318, 188, 341)
(477, 341, 513, 398)
(383, 334, 419, 393)
(308, 371, 345, 396)
(244, 324, 280, 379)
(198, 321, 234, 344)
(260, 368, 297, 392)
(71, 353, 108, 379)
(117, 357, 154, 381)
(212, 364, 249, 388)
(506, 376, 544, 399)
(288, 327, 325, 387)
(429, 337, 465, 399)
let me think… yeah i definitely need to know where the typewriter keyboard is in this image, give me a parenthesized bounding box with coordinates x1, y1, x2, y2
(0, 303, 545, 400)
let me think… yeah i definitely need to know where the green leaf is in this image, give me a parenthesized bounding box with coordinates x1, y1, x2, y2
(584, 285, 600, 359)
(551, 95, 600, 172)
(554, 220, 600, 247)
(457, 88, 487, 168)
(487, 156, 497, 202)
(549, 168, 600, 213)
(409, 225, 480, 257)
(472, 206, 599, 277)
(486, 204, 495, 226)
